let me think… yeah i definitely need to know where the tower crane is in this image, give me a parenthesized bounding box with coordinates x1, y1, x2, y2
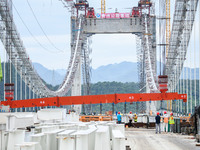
(101, 0, 106, 14)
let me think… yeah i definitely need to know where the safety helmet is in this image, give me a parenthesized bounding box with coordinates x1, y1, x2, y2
(130, 111, 132, 114)
(164, 111, 167, 114)
(118, 112, 120, 114)
(157, 112, 159, 115)
(170, 113, 173, 116)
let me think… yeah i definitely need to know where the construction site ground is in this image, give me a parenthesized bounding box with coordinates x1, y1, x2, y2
(125, 128, 200, 150)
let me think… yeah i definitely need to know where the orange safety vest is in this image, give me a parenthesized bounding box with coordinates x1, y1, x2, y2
(164, 115, 168, 123)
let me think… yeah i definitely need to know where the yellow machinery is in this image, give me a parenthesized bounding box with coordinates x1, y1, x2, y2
(101, 0, 106, 14)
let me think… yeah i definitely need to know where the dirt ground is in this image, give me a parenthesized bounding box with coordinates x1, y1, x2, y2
(125, 128, 200, 150)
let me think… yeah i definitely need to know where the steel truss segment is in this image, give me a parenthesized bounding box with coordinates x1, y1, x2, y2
(165, 0, 199, 90)
(1, 92, 187, 108)
(81, 34, 91, 96)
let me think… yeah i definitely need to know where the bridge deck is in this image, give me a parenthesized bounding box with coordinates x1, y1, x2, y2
(125, 128, 198, 150)
(83, 18, 143, 34)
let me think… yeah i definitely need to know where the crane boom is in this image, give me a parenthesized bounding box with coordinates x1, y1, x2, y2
(1, 92, 187, 109)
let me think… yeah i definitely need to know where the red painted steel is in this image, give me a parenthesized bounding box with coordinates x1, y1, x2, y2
(1, 92, 187, 108)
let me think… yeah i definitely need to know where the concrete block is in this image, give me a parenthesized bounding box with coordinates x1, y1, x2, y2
(95, 126, 110, 150)
(71, 128, 97, 150)
(57, 130, 76, 150)
(7, 130, 25, 150)
(37, 109, 66, 121)
(14, 142, 38, 150)
(112, 130, 125, 150)
(43, 129, 66, 150)
(6, 113, 34, 131)
(31, 133, 46, 150)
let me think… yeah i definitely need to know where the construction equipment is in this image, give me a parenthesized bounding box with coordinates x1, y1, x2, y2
(101, 0, 106, 14)
(1, 92, 187, 109)
(86, 7, 96, 18)
(131, 7, 141, 17)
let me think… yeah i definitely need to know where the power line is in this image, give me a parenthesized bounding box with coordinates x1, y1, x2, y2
(26, 0, 64, 53)
(12, 3, 62, 54)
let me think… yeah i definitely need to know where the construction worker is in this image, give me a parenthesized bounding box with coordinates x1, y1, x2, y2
(128, 111, 134, 127)
(155, 112, 161, 134)
(117, 112, 122, 124)
(134, 113, 137, 122)
(169, 112, 175, 132)
(163, 111, 169, 132)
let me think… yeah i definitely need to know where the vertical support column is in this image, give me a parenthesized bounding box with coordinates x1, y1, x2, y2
(124, 102, 126, 114)
(100, 103, 102, 115)
(112, 103, 114, 115)
(71, 60, 82, 114)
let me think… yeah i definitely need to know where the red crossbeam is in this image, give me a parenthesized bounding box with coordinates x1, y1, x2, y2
(1, 92, 187, 108)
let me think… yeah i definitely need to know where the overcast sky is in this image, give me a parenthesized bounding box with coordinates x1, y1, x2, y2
(0, 0, 199, 70)
(1, 0, 138, 70)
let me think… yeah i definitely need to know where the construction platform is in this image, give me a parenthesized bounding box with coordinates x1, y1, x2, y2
(0, 109, 198, 150)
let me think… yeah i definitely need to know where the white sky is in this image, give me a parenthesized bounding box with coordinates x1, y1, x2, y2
(0, 0, 200, 70)
(0, 0, 139, 70)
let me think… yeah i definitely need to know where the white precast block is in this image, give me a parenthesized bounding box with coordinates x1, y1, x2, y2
(59, 124, 77, 130)
(95, 126, 110, 150)
(37, 109, 66, 121)
(14, 142, 38, 150)
(7, 130, 25, 150)
(31, 133, 46, 150)
(112, 124, 125, 136)
(57, 130, 75, 150)
(44, 129, 65, 150)
(0, 113, 10, 124)
(66, 113, 79, 122)
(107, 123, 115, 140)
(77, 123, 88, 130)
(72, 128, 97, 150)
(0, 125, 7, 150)
(35, 125, 59, 133)
(33, 113, 40, 124)
(6, 113, 34, 131)
(112, 130, 125, 150)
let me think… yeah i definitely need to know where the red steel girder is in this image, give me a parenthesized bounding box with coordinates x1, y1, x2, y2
(1, 92, 187, 109)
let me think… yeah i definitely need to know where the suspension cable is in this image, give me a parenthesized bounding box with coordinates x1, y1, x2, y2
(26, 0, 64, 53)
(199, 0, 200, 107)
(194, 0, 197, 107)
(190, 0, 193, 114)
(12, 3, 61, 54)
